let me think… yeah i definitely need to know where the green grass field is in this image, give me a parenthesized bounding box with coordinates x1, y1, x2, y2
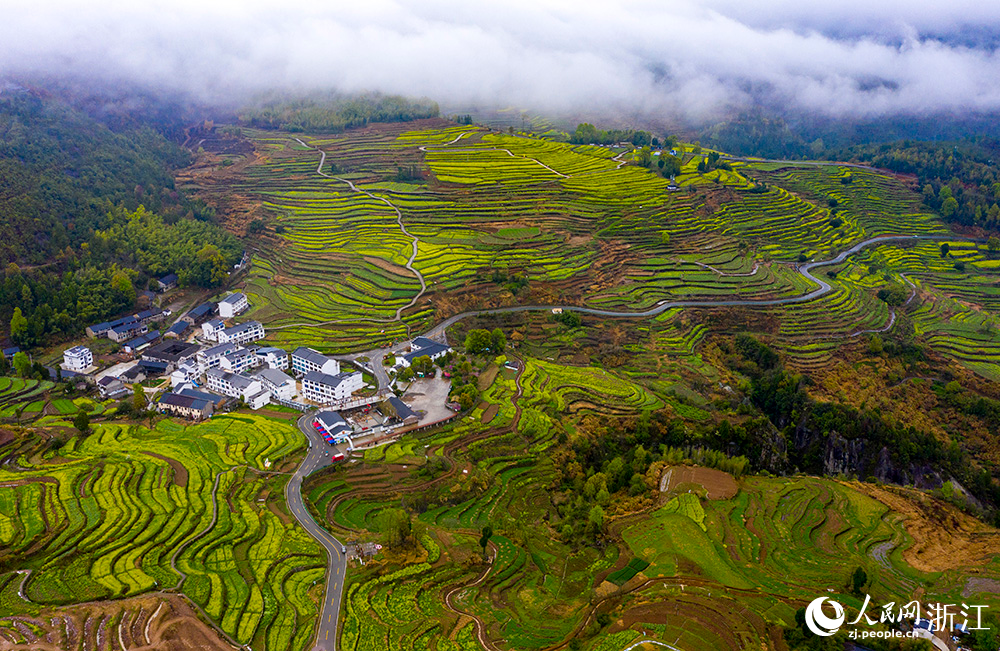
(0, 414, 324, 651)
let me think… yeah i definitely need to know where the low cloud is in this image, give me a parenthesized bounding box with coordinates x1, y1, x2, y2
(4, 0, 1000, 122)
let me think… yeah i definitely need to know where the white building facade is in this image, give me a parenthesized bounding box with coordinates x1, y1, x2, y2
(63, 346, 93, 372)
(291, 347, 340, 376)
(302, 371, 364, 404)
(217, 321, 265, 346)
(218, 292, 249, 318)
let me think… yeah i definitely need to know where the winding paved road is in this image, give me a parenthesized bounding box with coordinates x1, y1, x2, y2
(286, 411, 351, 651)
(277, 134, 983, 651)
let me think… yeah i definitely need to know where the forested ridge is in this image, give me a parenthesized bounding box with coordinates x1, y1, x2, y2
(0, 86, 241, 348)
(238, 92, 439, 132)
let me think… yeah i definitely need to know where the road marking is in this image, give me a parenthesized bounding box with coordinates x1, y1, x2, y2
(326, 631, 329, 640)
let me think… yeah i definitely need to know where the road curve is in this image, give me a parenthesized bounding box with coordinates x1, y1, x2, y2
(420, 234, 978, 341)
(294, 137, 428, 323)
(285, 411, 349, 651)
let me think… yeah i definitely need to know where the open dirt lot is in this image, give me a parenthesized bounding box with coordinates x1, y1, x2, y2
(660, 465, 738, 500)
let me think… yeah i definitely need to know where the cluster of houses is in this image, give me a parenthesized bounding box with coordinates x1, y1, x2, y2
(81, 290, 377, 420)
(62, 288, 453, 453)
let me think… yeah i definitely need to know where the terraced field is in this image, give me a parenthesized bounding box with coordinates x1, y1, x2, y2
(0, 414, 325, 651)
(304, 359, 1000, 651)
(187, 120, 1000, 387)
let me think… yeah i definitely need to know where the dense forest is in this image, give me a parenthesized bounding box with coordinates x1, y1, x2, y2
(238, 92, 439, 132)
(0, 86, 241, 348)
(831, 139, 1000, 229)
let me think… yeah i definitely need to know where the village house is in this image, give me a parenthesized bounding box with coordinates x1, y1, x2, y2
(217, 321, 265, 346)
(255, 367, 297, 402)
(385, 395, 420, 425)
(204, 368, 270, 409)
(142, 340, 200, 372)
(96, 375, 129, 399)
(302, 370, 364, 404)
(156, 273, 178, 292)
(291, 346, 341, 376)
(63, 345, 93, 373)
(218, 292, 249, 318)
(201, 318, 225, 341)
(182, 302, 216, 325)
(164, 320, 190, 339)
(255, 347, 289, 370)
(397, 336, 451, 368)
(169, 359, 200, 387)
(158, 392, 213, 420)
(122, 330, 160, 356)
(196, 342, 238, 372)
(312, 410, 353, 445)
(109, 319, 148, 343)
(220, 347, 261, 374)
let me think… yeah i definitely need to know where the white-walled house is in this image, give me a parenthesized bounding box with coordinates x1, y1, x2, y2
(217, 321, 265, 346)
(196, 342, 238, 373)
(256, 347, 289, 370)
(219, 348, 261, 374)
(256, 367, 297, 402)
(201, 318, 225, 341)
(398, 336, 451, 368)
(205, 368, 269, 409)
(218, 292, 249, 319)
(302, 371, 364, 404)
(291, 347, 340, 376)
(63, 346, 93, 372)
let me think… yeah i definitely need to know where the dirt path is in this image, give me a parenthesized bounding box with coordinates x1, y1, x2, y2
(443, 544, 502, 651)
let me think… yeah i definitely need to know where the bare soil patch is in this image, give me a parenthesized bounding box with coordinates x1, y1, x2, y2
(480, 403, 499, 425)
(141, 452, 188, 488)
(847, 481, 1000, 573)
(0, 593, 232, 651)
(660, 465, 738, 500)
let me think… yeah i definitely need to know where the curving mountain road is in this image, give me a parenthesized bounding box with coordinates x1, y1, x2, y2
(286, 411, 350, 651)
(277, 134, 981, 651)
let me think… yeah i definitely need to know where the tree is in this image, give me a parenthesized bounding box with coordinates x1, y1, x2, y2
(588, 505, 605, 535)
(464, 329, 492, 355)
(659, 232, 671, 246)
(132, 384, 146, 414)
(940, 242, 950, 258)
(73, 409, 90, 434)
(941, 196, 959, 218)
(851, 566, 868, 595)
(637, 146, 652, 168)
(479, 525, 493, 559)
(12, 352, 30, 378)
(490, 328, 506, 354)
(988, 235, 1000, 253)
(414, 355, 434, 375)
(377, 508, 412, 547)
(9, 307, 29, 347)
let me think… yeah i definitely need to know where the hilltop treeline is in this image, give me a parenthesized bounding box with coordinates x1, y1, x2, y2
(238, 93, 440, 132)
(832, 139, 1000, 229)
(569, 123, 653, 146)
(0, 87, 241, 348)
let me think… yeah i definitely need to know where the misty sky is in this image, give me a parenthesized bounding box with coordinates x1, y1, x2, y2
(4, 0, 1000, 121)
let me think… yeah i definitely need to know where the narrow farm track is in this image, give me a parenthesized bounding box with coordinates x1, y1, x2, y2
(283, 134, 980, 349)
(443, 544, 502, 651)
(294, 137, 427, 325)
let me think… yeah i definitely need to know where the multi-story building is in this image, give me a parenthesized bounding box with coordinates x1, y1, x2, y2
(201, 318, 225, 341)
(205, 368, 269, 410)
(256, 367, 297, 402)
(218, 292, 249, 318)
(196, 342, 238, 372)
(220, 347, 261, 374)
(291, 346, 340, 376)
(63, 346, 93, 372)
(302, 371, 364, 405)
(255, 347, 289, 370)
(217, 321, 265, 346)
